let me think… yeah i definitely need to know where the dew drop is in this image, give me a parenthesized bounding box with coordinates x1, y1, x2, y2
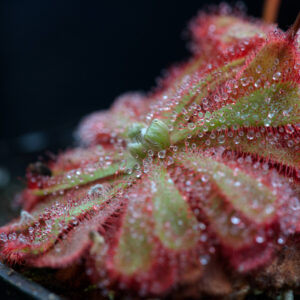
(230, 215, 241, 225)
(256, 65, 262, 74)
(167, 156, 174, 166)
(188, 123, 196, 130)
(0, 233, 7, 242)
(199, 254, 210, 265)
(255, 236, 265, 244)
(234, 136, 240, 144)
(158, 150, 166, 159)
(218, 135, 225, 144)
(264, 97, 271, 104)
(272, 72, 281, 81)
(254, 79, 261, 88)
(201, 174, 209, 182)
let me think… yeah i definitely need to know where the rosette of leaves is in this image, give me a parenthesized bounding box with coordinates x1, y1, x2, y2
(1, 4, 300, 299)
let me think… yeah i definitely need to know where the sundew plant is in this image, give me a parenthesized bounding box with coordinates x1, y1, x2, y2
(0, 3, 300, 299)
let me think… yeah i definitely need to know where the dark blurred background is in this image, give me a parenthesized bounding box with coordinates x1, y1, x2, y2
(0, 0, 299, 186)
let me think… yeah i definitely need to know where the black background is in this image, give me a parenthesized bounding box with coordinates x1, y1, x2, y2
(1, 0, 299, 139)
(0, 0, 299, 166)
